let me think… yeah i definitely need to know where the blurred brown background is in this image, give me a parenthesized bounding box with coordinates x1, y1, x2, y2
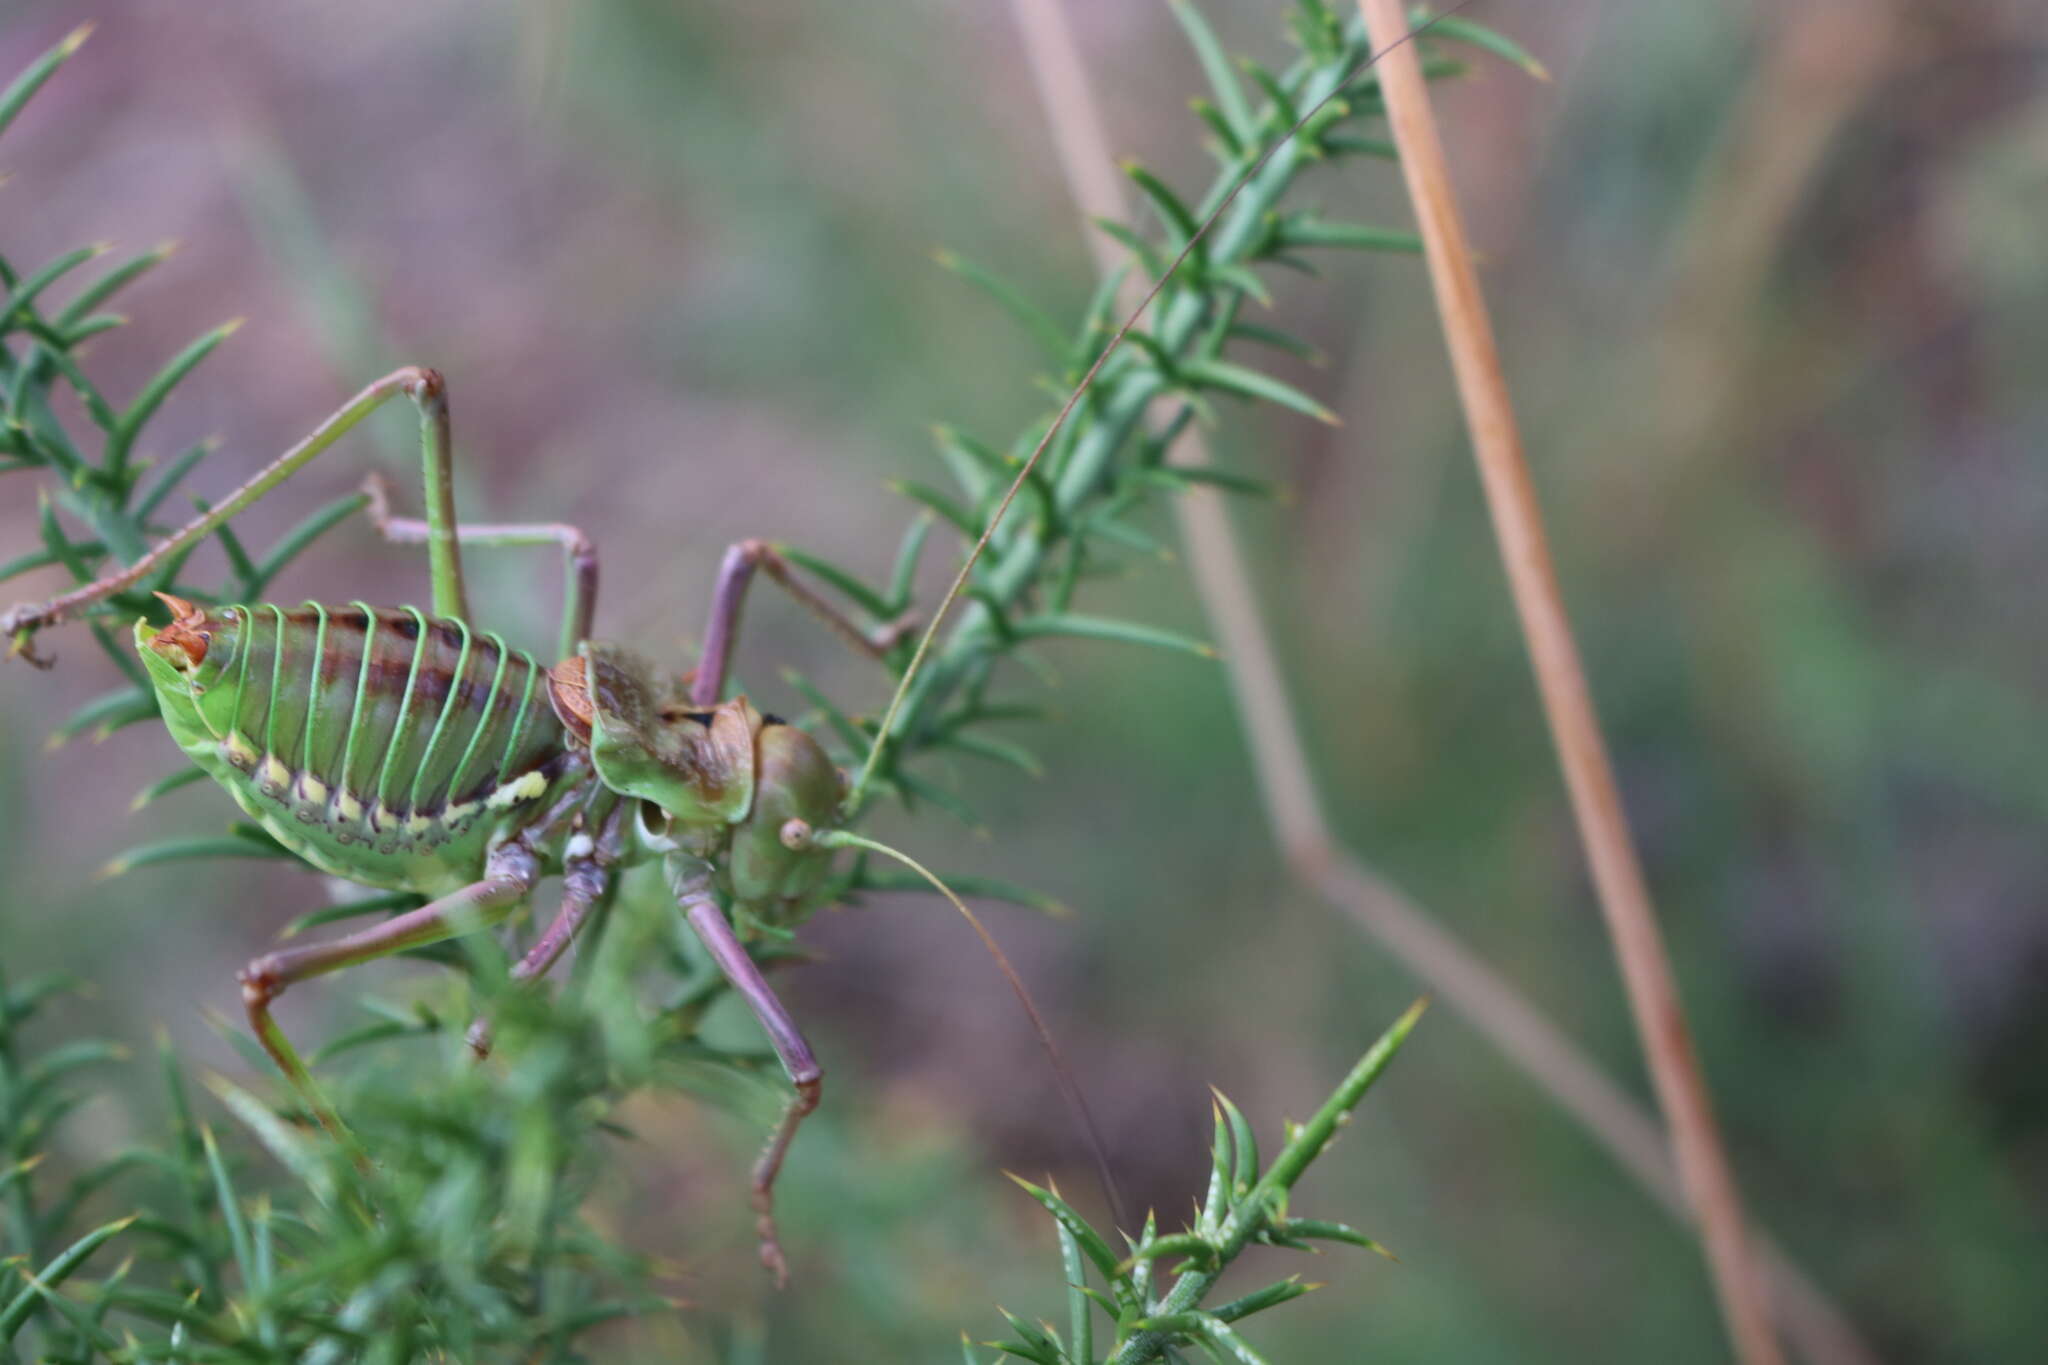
(2, 0, 2044, 1359)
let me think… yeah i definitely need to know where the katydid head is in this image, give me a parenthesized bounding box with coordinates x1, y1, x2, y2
(136, 594, 235, 698)
(549, 643, 845, 902)
(134, 595, 250, 759)
(137, 592, 227, 678)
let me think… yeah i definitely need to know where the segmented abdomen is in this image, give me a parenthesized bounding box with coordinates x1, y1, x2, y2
(149, 601, 585, 893)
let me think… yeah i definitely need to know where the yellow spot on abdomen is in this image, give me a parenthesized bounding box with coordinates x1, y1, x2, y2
(486, 770, 548, 810)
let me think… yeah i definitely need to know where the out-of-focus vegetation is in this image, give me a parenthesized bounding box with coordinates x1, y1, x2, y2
(2, 0, 2044, 1360)
(1, 5, 1487, 1356)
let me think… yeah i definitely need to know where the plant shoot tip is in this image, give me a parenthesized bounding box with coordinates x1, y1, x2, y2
(61, 22, 98, 54)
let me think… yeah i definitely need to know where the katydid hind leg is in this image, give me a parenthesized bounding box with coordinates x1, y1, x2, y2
(465, 858, 611, 1058)
(3, 367, 459, 661)
(690, 538, 913, 706)
(363, 471, 599, 659)
(237, 847, 540, 1137)
(675, 872, 820, 1287)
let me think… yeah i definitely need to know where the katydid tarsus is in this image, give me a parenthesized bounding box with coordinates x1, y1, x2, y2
(2, 7, 1457, 1286)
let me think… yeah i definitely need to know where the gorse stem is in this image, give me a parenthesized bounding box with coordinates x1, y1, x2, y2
(834, 1, 1509, 842)
(986, 1001, 1427, 1365)
(1106, 1000, 1424, 1365)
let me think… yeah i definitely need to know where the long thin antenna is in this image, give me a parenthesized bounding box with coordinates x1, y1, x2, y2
(816, 828, 1129, 1231)
(845, 0, 1481, 813)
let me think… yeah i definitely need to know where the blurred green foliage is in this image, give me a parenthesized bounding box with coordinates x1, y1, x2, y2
(0, 8, 1511, 1360)
(2, 0, 2045, 1361)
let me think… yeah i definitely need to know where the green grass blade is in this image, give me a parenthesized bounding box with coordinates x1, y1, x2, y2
(0, 1215, 133, 1341)
(1421, 13, 1549, 79)
(771, 544, 893, 620)
(250, 490, 370, 597)
(55, 242, 178, 329)
(1057, 1220, 1094, 1365)
(107, 318, 242, 476)
(1014, 613, 1217, 660)
(98, 836, 296, 881)
(2, 244, 110, 324)
(935, 250, 1070, 363)
(1178, 359, 1337, 424)
(1207, 1277, 1311, 1324)
(0, 24, 93, 144)
(1165, 1, 1252, 145)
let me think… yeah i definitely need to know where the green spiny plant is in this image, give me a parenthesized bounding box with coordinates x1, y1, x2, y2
(979, 1001, 1425, 1365)
(1, 5, 1533, 1357)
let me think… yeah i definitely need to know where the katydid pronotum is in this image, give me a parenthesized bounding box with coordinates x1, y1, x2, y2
(1, 7, 1457, 1287)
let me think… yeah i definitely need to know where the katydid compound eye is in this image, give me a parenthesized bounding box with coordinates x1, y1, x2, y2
(779, 818, 813, 850)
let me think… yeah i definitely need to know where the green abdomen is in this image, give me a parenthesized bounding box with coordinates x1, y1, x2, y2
(138, 602, 583, 895)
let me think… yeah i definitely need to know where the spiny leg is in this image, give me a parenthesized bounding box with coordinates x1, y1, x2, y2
(670, 862, 820, 1287)
(363, 472, 598, 660)
(3, 366, 467, 662)
(464, 856, 611, 1058)
(238, 846, 540, 1139)
(690, 539, 917, 707)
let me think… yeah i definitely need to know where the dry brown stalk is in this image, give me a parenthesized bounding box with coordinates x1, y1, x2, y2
(1001, 4, 1876, 1361)
(1353, 1, 1782, 1361)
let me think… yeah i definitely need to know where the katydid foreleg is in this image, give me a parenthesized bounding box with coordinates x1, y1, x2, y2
(237, 844, 542, 1138)
(2, 367, 468, 662)
(670, 861, 821, 1287)
(690, 538, 915, 707)
(362, 471, 599, 661)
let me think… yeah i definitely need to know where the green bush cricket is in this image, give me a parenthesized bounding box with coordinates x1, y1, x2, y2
(1, 2, 1474, 1289)
(2, 363, 950, 1281)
